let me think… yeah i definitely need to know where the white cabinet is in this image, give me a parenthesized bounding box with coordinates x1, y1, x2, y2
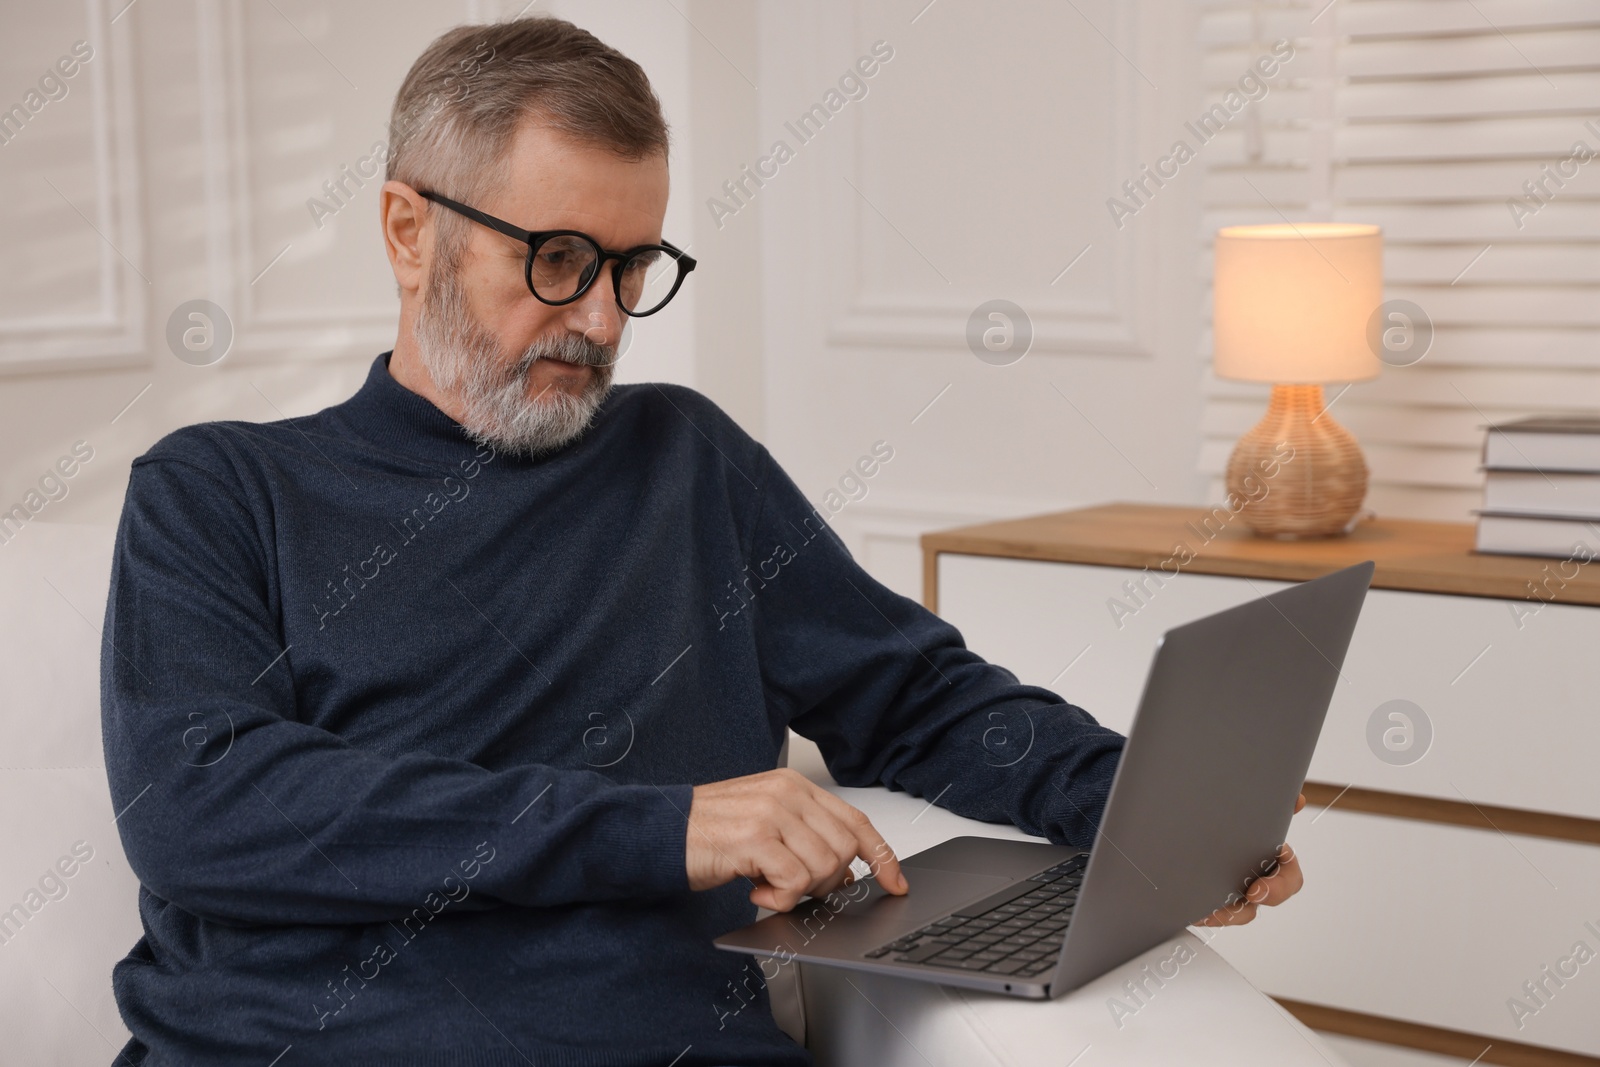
(940, 556, 1600, 823)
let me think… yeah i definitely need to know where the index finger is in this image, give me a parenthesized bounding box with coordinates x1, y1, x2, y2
(809, 786, 908, 894)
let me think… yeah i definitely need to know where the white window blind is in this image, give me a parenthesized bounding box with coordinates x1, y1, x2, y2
(1197, 0, 1600, 521)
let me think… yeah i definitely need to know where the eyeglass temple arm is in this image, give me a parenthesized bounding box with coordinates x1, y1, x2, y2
(419, 191, 534, 244)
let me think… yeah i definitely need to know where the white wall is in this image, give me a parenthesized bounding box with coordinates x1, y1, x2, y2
(0, 0, 711, 536)
(752, 0, 1210, 599)
(0, 0, 1214, 589)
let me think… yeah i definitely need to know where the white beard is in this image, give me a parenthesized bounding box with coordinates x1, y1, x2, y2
(412, 263, 617, 459)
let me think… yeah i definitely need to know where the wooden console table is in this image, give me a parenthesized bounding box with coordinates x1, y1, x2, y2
(921, 502, 1600, 1066)
(921, 501, 1600, 613)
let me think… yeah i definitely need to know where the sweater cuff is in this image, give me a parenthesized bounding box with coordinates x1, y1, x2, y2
(604, 782, 694, 896)
(1044, 750, 1120, 849)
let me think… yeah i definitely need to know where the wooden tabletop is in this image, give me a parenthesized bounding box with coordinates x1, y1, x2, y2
(920, 501, 1600, 606)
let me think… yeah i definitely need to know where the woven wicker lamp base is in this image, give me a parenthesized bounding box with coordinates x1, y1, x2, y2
(1226, 383, 1369, 539)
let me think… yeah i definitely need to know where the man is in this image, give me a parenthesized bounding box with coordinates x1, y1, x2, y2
(101, 17, 1301, 1065)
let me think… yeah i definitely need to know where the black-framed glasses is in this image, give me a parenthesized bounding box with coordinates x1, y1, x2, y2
(419, 191, 696, 317)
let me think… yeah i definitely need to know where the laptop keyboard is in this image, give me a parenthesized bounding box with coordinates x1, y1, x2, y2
(862, 853, 1088, 979)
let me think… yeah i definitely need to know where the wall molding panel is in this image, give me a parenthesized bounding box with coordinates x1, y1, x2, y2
(0, 0, 146, 375)
(819, 0, 1158, 358)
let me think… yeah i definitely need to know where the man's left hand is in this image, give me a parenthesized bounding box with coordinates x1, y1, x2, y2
(1193, 792, 1306, 928)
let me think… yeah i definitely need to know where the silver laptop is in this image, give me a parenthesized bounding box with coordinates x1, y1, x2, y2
(715, 560, 1374, 998)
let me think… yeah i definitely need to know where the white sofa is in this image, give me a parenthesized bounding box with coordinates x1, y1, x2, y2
(0, 523, 142, 1064)
(0, 522, 807, 1061)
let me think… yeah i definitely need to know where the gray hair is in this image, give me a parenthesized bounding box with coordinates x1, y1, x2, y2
(386, 16, 670, 265)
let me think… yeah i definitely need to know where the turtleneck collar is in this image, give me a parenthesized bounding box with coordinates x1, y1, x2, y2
(328, 351, 499, 464)
(328, 351, 626, 469)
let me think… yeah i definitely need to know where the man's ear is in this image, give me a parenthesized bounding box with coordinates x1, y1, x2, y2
(381, 180, 430, 296)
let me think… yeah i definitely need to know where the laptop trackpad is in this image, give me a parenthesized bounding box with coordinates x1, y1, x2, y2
(802, 867, 1013, 938)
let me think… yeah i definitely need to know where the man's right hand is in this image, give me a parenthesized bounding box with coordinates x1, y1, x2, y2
(685, 767, 909, 912)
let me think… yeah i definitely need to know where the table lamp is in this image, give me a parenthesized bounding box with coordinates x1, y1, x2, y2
(1212, 222, 1384, 538)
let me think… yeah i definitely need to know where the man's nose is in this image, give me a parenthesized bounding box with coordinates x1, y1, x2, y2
(564, 268, 626, 348)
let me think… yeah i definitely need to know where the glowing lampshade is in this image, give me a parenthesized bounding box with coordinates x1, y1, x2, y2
(1213, 223, 1383, 384)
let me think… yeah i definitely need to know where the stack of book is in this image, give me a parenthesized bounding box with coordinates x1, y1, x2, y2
(1475, 415, 1600, 557)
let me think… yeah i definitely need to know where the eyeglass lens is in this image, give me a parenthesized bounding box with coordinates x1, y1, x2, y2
(529, 237, 677, 314)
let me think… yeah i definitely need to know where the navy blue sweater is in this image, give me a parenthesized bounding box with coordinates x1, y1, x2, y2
(100, 352, 1125, 1066)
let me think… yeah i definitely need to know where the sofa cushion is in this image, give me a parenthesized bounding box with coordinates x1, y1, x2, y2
(0, 522, 143, 1064)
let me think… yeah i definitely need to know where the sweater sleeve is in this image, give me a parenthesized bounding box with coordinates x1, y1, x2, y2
(745, 446, 1126, 848)
(100, 454, 692, 927)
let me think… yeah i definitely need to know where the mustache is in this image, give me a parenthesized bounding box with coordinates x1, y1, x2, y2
(507, 333, 617, 380)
